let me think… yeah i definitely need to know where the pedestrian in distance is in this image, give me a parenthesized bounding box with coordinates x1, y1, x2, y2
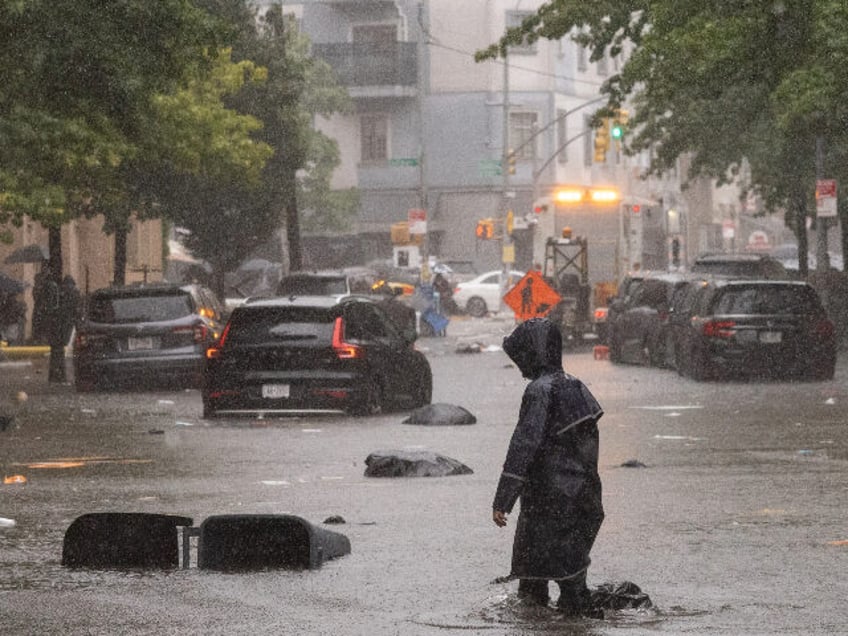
(492, 318, 604, 616)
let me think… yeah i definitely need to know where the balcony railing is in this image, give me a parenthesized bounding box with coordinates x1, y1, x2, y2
(312, 42, 418, 87)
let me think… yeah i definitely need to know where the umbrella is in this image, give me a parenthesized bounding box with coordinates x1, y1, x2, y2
(0, 273, 27, 295)
(4, 244, 48, 264)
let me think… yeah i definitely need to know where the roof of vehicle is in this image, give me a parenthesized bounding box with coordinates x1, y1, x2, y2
(90, 283, 191, 298)
(242, 294, 376, 309)
(693, 252, 781, 263)
(707, 278, 811, 289)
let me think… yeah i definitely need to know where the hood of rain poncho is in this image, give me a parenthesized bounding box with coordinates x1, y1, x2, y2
(502, 318, 563, 379)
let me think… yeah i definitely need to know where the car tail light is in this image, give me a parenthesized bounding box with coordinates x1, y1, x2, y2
(594, 307, 608, 321)
(74, 331, 105, 349)
(815, 319, 835, 338)
(332, 317, 363, 359)
(701, 319, 736, 338)
(206, 323, 232, 360)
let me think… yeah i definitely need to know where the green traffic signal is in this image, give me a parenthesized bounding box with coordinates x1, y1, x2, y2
(611, 124, 623, 139)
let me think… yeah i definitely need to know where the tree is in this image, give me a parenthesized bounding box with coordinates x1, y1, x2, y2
(0, 0, 224, 381)
(477, 1, 848, 276)
(203, 2, 352, 272)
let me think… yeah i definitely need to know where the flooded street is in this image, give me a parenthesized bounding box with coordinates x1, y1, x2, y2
(1, 321, 847, 634)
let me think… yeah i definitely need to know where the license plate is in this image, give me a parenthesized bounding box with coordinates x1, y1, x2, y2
(262, 384, 290, 399)
(127, 336, 154, 351)
(759, 331, 782, 343)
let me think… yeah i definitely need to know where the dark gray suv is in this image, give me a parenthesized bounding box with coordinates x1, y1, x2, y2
(73, 283, 224, 391)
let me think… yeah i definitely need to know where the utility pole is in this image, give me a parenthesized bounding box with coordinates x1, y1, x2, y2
(815, 135, 830, 272)
(500, 52, 512, 312)
(417, 1, 429, 279)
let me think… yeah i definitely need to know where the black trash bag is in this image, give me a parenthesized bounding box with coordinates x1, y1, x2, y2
(364, 449, 473, 477)
(401, 403, 477, 426)
(590, 581, 653, 611)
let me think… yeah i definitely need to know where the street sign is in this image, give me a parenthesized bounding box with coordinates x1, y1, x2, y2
(478, 159, 502, 177)
(389, 158, 418, 167)
(408, 208, 427, 235)
(503, 271, 562, 322)
(816, 179, 837, 218)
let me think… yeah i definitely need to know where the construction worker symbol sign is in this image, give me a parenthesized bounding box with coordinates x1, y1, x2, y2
(504, 271, 562, 322)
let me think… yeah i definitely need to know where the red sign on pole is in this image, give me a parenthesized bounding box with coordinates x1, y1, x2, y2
(408, 208, 427, 234)
(503, 271, 562, 322)
(816, 179, 837, 218)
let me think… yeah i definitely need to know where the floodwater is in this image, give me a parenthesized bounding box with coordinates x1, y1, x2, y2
(1, 320, 847, 634)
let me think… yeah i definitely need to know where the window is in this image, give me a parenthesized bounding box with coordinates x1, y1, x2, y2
(556, 109, 568, 164)
(361, 114, 388, 162)
(597, 53, 608, 76)
(577, 43, 587, 71)
(505, 11, 536, 54)
(583, 114, 593, 166)
(509, 111, 538, 160)
(352, 24, 396, 46)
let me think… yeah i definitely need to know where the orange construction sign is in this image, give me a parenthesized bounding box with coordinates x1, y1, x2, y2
(503, 271, 562, 322)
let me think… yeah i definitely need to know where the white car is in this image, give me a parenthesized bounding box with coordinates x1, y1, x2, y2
(453, 269, 525, 317)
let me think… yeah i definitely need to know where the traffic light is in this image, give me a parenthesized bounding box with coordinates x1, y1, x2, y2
(475, 218, 495, 240)
(593, 119, 610, 163)
(611, 109, 629, 150)
(532, 197, 551, 214)
(505, 210, 514, 236)
(507, 149, 516, 175)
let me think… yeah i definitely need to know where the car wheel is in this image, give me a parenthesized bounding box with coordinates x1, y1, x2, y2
(74, 375, 98, 393)
(202, 400, 218, 419)
(689, 346, 711, 381)
(806, 355, 836, 381)
(609, 332, 622, 363)
(466, 297, 488, 318)
(647, 338, 665, 367)
(351, 377, 383, 416)
(412, 371, 433, 408)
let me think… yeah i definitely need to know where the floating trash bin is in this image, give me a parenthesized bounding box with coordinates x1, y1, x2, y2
(198, 514, 351, 571)
(62, 512, 193, 568)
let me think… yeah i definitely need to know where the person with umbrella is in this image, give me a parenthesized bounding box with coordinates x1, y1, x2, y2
(0, 274, 27, 345)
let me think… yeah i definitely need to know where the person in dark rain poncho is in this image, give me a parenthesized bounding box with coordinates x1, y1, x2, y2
(493, 318, 604, 615)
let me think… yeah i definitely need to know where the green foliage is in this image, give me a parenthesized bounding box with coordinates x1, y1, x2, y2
(0, 0, 222, 229)
(477, 0, 848, 260)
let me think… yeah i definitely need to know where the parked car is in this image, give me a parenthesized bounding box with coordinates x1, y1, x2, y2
(595, 272, 650, 344)
(674, 279, 836, 381)
(202, 295, 432, 418)
(73, 283, 225, 391)
(690, 253, 789, 279)
(607, 272, 688, 366)
(452, 269, 525, 317)
(665, 277, 711, 372)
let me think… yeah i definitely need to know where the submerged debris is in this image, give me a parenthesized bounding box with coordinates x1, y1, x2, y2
(364, 449, 473, 478)
(402, 403, 477, 426)
(323, 515, 346, 525)
(620, 459, 647, 468)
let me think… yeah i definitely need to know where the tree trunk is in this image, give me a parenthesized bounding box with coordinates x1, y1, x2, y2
(47, 227, 66, 383)
(113, 227, 128, 286)
(793, 185, 809, 279)
(285, 170, 302, 271)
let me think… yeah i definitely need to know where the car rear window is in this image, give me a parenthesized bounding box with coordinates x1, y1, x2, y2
(89, 292, 194, 323)
(711, 285, 820, 315)
(277, 276, 348, 296)
(226, 307, 335, 344)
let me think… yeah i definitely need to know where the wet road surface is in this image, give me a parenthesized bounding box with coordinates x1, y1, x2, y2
(1, 318, 847, 634)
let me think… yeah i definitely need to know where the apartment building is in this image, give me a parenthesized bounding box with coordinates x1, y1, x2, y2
(267, 1, 787, 278)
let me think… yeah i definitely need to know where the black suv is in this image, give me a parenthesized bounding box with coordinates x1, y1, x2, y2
(73, 283, 225, 391)
(202, 295, 432, 417)
(674, 279, 835, 381)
